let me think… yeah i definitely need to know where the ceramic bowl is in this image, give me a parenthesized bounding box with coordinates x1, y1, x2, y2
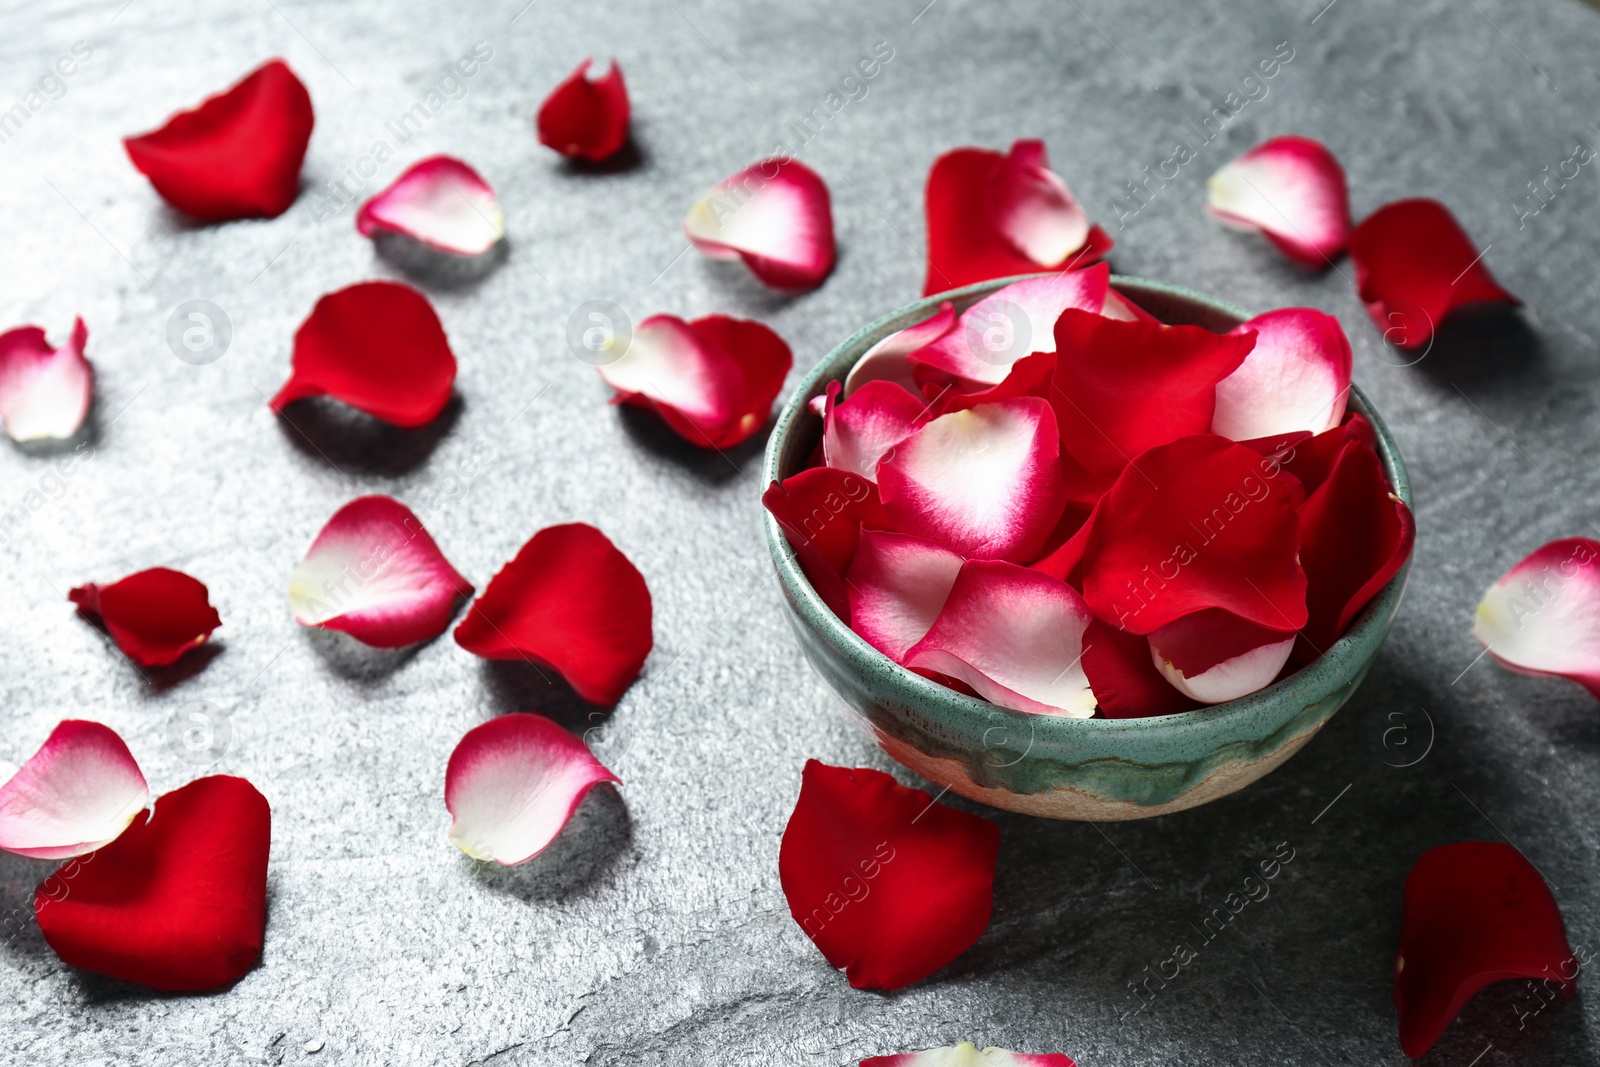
(761, 274, 1412, 820)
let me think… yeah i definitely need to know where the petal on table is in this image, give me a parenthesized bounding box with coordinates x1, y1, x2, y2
(683, 157, 836, 290)
(69, 567, 222, 668)
(1472, 536, 1600, 698)
(535, 58, 629, 162)
(1207, 135, 1351, 267)
(356, 155, 504, 256)
(0, 318, 91, 442)
(0, 721, 148, 860)
(863, 1043, 1078, 1067)
(683, 314, 793, 448)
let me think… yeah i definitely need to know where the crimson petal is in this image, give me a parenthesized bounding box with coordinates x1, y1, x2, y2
(454, 524, 652, 706)
(1281, 412, 1376, 494)
(124, 59, 313, 221)
(762, 467, 889, 621)
(536, 59, 630, 162)
(69, 567, 222, 668)
(779, 760, 999, 990)
(1081, 618, 1198, 719)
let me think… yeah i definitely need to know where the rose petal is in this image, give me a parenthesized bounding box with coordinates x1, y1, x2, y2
(762, 467, 890, 621)
(1472, 537, 1600, 697)
(906, 560, 1096, 717)
(288, 495, 474, 648)
(863, 1043, 1077, 1067)
(825, 380, 927, 481)
(1210, 308, 1352, 441)
(598, 313, 791, 449)
(927, 351, 1057, 418)
(35, 775, 270, 992)
(535, 58, 629, 162)
(123, 59, 313, 221)
(1206, 136, 1351, 266)
(1349, 199, 1519, 351)
(683, 158, 836, 290)
(844, 302, 956, 398)
(356, 155, 504, 256)
(1079, 435, 1307, 635)
(986, 140, 1091, 267)
(1395, 842, 1576, 1058)
(0, 318, 91, 442)
(877, 398, 1067, 562)
(910, 264, 1111, 389)
(779, 760, 999, 990)
(1295, 440, 1414, 661)
(1149, 609, 1296, 704)
(0, 721, 149, 860)
(271, 281, 457, 428)
(1051, 310, 1255, 503)
(454, 524, 652, 706)
(69, 567, 222, 668)
(444, 713, 619, 865)
(923, 145, 1112, 295)
(1080, 619, 1197, 719)
(844, 530, 965, 663)
(1102, 286, 1157, 323)
(1281, 412, 1376, 495)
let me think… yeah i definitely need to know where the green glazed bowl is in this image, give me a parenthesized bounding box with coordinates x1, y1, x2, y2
(762, 275, 1412, 820)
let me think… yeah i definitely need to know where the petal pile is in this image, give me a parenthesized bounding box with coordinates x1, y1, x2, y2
(0, 318, 92, 442)
(683, 158, 836, 290)
(1210, 308, 1352, 442)
(0, 721, 149, 860)
(1394, 842, 1575, 1058)
(123, 59, 313, 221)
(356, 156, 504, 256)
(597, 313, 792, 448)
(36, 774, 271, 992)
(1472, 537, 1600, 697)
(779, 760, 999, 990)
(288, 495, 474, 648)
(536, 58, 630, 162)
(1206, 136, 1351, 266)
(863, 1044, 1077, 1067)
(271, 281, 457, 427)
(763, 466, 891, 621)
(844, 302, 956, 397)
(923, 139, 1112, 295)
(844, 530, 965, 663)
(454, 523, 653, 705)
(1349, 198, 1519, 351)
(69, 567, 223, 668)
(823, 379, 927, 480)
(445, 713, 619, 865)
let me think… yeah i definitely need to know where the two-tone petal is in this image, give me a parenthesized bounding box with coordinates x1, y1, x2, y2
(1148, 609, 1296, 704)
(0, 318, 92, 442)
(823, 380, 927, 481)
(356, 156, 504, 256)
(1210, 308, 1352, 441)
(0, 721, 148, 859)
(1472, 537, 1600, 697)
(1206, 136, 1351, 266)
(844, 302, 956, 397)
(844, 530, 965, 663)
(863, 1043, 1077, 1067)
(683, 158, 836, 290)
(69, 567, 222, 668)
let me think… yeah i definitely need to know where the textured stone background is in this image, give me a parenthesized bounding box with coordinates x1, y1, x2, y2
(2, 0, 1599, 1063)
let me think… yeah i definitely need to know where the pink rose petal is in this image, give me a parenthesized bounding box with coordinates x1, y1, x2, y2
(1473, 537, 1600, 697)
(0, 318, 91, 442)
(683, 157, 836, 290)
(987, 139, 1091, 268)
(1211, 307, 1352, 441)
(1207, 135, 1352, 267)
(824, 379, 928, 481)
(356, 155, 504, 256)
(0, 720, 148, 860)
(844, 530, 966, 663)
(844, 302, 956, 398)
(863, 1044, 1077, 1067)
(1148, 609, 1296, 704)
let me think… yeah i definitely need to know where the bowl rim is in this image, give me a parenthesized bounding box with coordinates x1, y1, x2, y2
(760, 272, 1412, 738)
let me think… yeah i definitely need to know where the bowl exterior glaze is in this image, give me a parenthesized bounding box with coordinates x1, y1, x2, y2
(762, 275, 1412, 820)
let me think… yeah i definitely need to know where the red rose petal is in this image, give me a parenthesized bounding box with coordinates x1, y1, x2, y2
(536, 58, 629, 162)
(987, 140, 1091, 268)
(863, 1044, 1077, 1067)
(0, 721, 149, 860)
(1081, 619, 1198, 719)
(35, 775, 270, 992)
(1079, 435, 1307, 635)
(762, 467, 890, 621)
(123, 59, 313, 221)
(0, 318, 92, 442)
(927, 351, 1056, 418)
(445, 713, 619, 865)
(1349, 199, 1519, 351)
(1395, 841, 1576, 1058)
(356, 155, 504, 256)
(682, 314, 794, 448)
(683, 158, 836, 290)
(844, 302, 956, 398)
(288, 495, 474, 648)
(779, 760, 999, 990)
(824, 379, 927, 481)
(923, 144, 1112, 295)
(454, 524, 653, 706)
(271, 281, 457, 428)
(844, 530, 965, 663)
(1148, 609, 1296, 704)
(1279, 412, 1376, 494)
(1472, 537, 1600, 697)
(1206, 136, 1351, 266)
(69, 567, 222, 668)
(1211, 308, 1352, 441)
(1294, 439, 1414, 661)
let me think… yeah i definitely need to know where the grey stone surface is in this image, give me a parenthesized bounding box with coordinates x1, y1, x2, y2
(1, 0, 1599, 1063)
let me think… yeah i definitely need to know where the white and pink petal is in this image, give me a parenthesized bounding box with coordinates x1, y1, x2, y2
(0, 318, 92, 442)
(1473, 538, 1600, 697)
(986, 140, 1091, 268)
(844, 531, 966, 663)
(1211, 307, 1352, 441)
(1207, 136, 1351, 267)
(1148, 610, 1296, 704)
(682, 158, 836, 290)
(864, 1044, 1077, 1067)
(597, 314, 744, 433)
(844, 302, 956, 397)
(356, 155, 504, 256)
(824, 379, 927, 480)
(0, 720, 149, 860)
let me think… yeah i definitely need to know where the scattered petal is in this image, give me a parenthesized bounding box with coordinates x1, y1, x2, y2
(906, 560, 1096, 717)
(35, 775, 270, 992)
(124, 59, 313, 221)
(1349, 199, 1519, 351)
(1080, 619, 1198, 718)
(863, 1043, 1078, 1067)
(844, 302, 956, 397)
(1211, 308, 1352, 441)
(536, 58, 630, 162)
(0, 318, 91, 442)
(987, 140, 1090, 267)
(684, 158, 836, 290)
(0, 721, 148, 860)
(844, 530, 965, 663)
(356, 155, 504, 256)
(1149, 609, 1296, 704)
(877, 398, 1067, 563)
(763, 467, 890, 621)
(445, 713, 619, 865)
(779, 760, 999, 990)
(1472, 537, 1600, 697)
(825, 380, 927, 480)
(69, 567, 222, 668)
(1395, 841, 1576, 1058)
(1206, 136, 1351, 266)
(454, 524, 652, 706)
(288, 495, 474, 648)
